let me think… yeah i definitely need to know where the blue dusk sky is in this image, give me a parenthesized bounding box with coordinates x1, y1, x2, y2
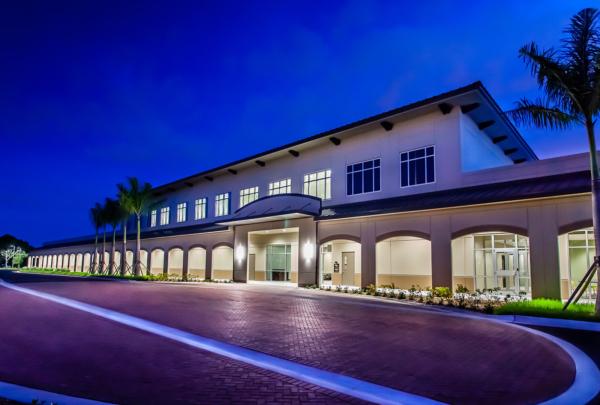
(0, 0, 596, 246)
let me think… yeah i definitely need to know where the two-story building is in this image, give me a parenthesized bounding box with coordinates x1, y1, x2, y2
(28, 81, 597, 300)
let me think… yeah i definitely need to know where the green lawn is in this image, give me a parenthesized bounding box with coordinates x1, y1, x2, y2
(494, 298, 599, 322)
(18, 267, 159, 281)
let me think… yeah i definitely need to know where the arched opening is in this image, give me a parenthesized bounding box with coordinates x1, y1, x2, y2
(150, 249, 165, 276)
(452, 232, 530, 295)
(53, 255, 58, 268)
(69, 254, 76, 271)
(140, 250, 148, 273)
(167, 248, 184, 278)
(188, 247, 206, 280)
(319, 239, 361, 287)
(212, 245, 233, 280)
(83, 253, 91, 272)
(558, 228, 597, 301)
(76, 253, 83, 272)
(102, 252, 110, 272)
(112, 251, 122, 273)
(126, 250, 134, 273)
(376, 236, 431, 289)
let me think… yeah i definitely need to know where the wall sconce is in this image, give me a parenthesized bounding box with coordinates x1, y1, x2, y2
(235, 244, 246, 263)
(302, 240, 315, 262)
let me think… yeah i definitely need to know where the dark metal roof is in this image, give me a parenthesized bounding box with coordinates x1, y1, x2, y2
(152, 81, 536, 194)
(40, 223, 228, 250)
(319, 171, 590, 220)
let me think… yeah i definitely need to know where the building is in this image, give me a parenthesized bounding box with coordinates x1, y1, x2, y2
(28, 82, 597, 300)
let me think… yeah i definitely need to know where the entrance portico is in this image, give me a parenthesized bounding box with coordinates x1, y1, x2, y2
(218, 194, 321, 286)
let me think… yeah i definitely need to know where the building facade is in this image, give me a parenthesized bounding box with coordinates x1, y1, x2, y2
(28, 82, 597, 300)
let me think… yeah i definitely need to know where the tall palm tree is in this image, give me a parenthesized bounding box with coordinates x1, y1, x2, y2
(89, 203, 103, 274)
(118, 177, 153, 276)
(103, 197, 125, 275)
(508, 8, 600, 312)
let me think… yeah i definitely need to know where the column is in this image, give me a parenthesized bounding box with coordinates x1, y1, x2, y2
(182, 249, 189, 281)
(163, 250, 169, 276)
(233, 228, 248, 282)
(528, 206, 561, 299)
(360, 221, 376, 288)
(431, 215, 452, 288)
(205, 247, 213, 280)
(298, 218, 318, 286)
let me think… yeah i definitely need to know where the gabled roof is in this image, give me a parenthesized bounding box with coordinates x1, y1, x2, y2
(152, 81, 537, 194)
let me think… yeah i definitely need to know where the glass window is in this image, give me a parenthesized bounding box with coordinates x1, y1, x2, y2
(239, 186, 259, 208)
(215, 193, 230, 217)
(303, 169, 331, 200)
(269, 178, 292, 195)
(400, 146, 435, 187)
(347, 158, 381, 195)
(150, 210, 157, 227)
(194, 198, 207, 220)
(176, 202, 187, 223)
(160, 207, 170, 225)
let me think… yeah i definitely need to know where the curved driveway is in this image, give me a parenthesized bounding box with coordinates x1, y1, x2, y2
(0, 272, 577, 404)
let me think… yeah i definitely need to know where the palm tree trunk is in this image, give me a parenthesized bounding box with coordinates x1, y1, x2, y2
(110, 228, 116, 276)
(121, 222, 127, 276)
(135, 214, 141, 276)
(101, 226, 107, 274)
(586, 119, 600, 316)
(92, 231, 98, 274)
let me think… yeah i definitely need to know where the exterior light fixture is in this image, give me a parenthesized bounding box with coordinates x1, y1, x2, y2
(302, 240, 314, 262)
(235, 245, 246, 263)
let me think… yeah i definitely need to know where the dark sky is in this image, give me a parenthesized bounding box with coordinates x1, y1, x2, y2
(0, 0, 595, 246)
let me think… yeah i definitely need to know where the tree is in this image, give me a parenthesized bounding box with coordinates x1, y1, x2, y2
(0, 245, 24, 268)
(117, 177, 153, 276)
(103, 197, 126, 275)
(508, 8, 600, 312)
(89, 203, 103, 274)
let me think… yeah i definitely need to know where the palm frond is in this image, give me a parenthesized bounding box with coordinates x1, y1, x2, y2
(519, 42, 579, 115)
(507, 98, 578, 130)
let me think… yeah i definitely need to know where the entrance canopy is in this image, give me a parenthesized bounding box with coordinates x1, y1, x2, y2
(217, 194, 321, 226)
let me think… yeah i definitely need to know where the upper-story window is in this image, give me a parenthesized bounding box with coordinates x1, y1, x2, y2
(239, 186, 259, 208)
(176, 202, 187, 223)
(195, 198, 207, 220)
(269, 178, 291, 195)
(150, 210, 157, 227)
(347, 159, 381, 195)
(215, 193, 230, 217)
(304, 169, 331, 200)
(401, 146, 435, 187)
(160, 206, 170, 225)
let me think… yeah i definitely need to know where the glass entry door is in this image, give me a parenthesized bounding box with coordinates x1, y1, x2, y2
(494, 248, 519, 292)
(266, 244, 291, 281)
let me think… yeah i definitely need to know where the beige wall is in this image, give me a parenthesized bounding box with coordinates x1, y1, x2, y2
(376, 236, 431, 288)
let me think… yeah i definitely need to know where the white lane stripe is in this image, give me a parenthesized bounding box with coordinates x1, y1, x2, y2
(0, 380, 113, 405)
(0, 280, 443, 405)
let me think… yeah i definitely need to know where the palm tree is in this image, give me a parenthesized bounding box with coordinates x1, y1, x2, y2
(118, 177, 153, 276)
(89, 203, 103, 274)
(508, 8, 600, 312)
(103, 197, 125, 275)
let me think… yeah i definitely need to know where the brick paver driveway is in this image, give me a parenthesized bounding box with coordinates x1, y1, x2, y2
(0, 272, 576, 404)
